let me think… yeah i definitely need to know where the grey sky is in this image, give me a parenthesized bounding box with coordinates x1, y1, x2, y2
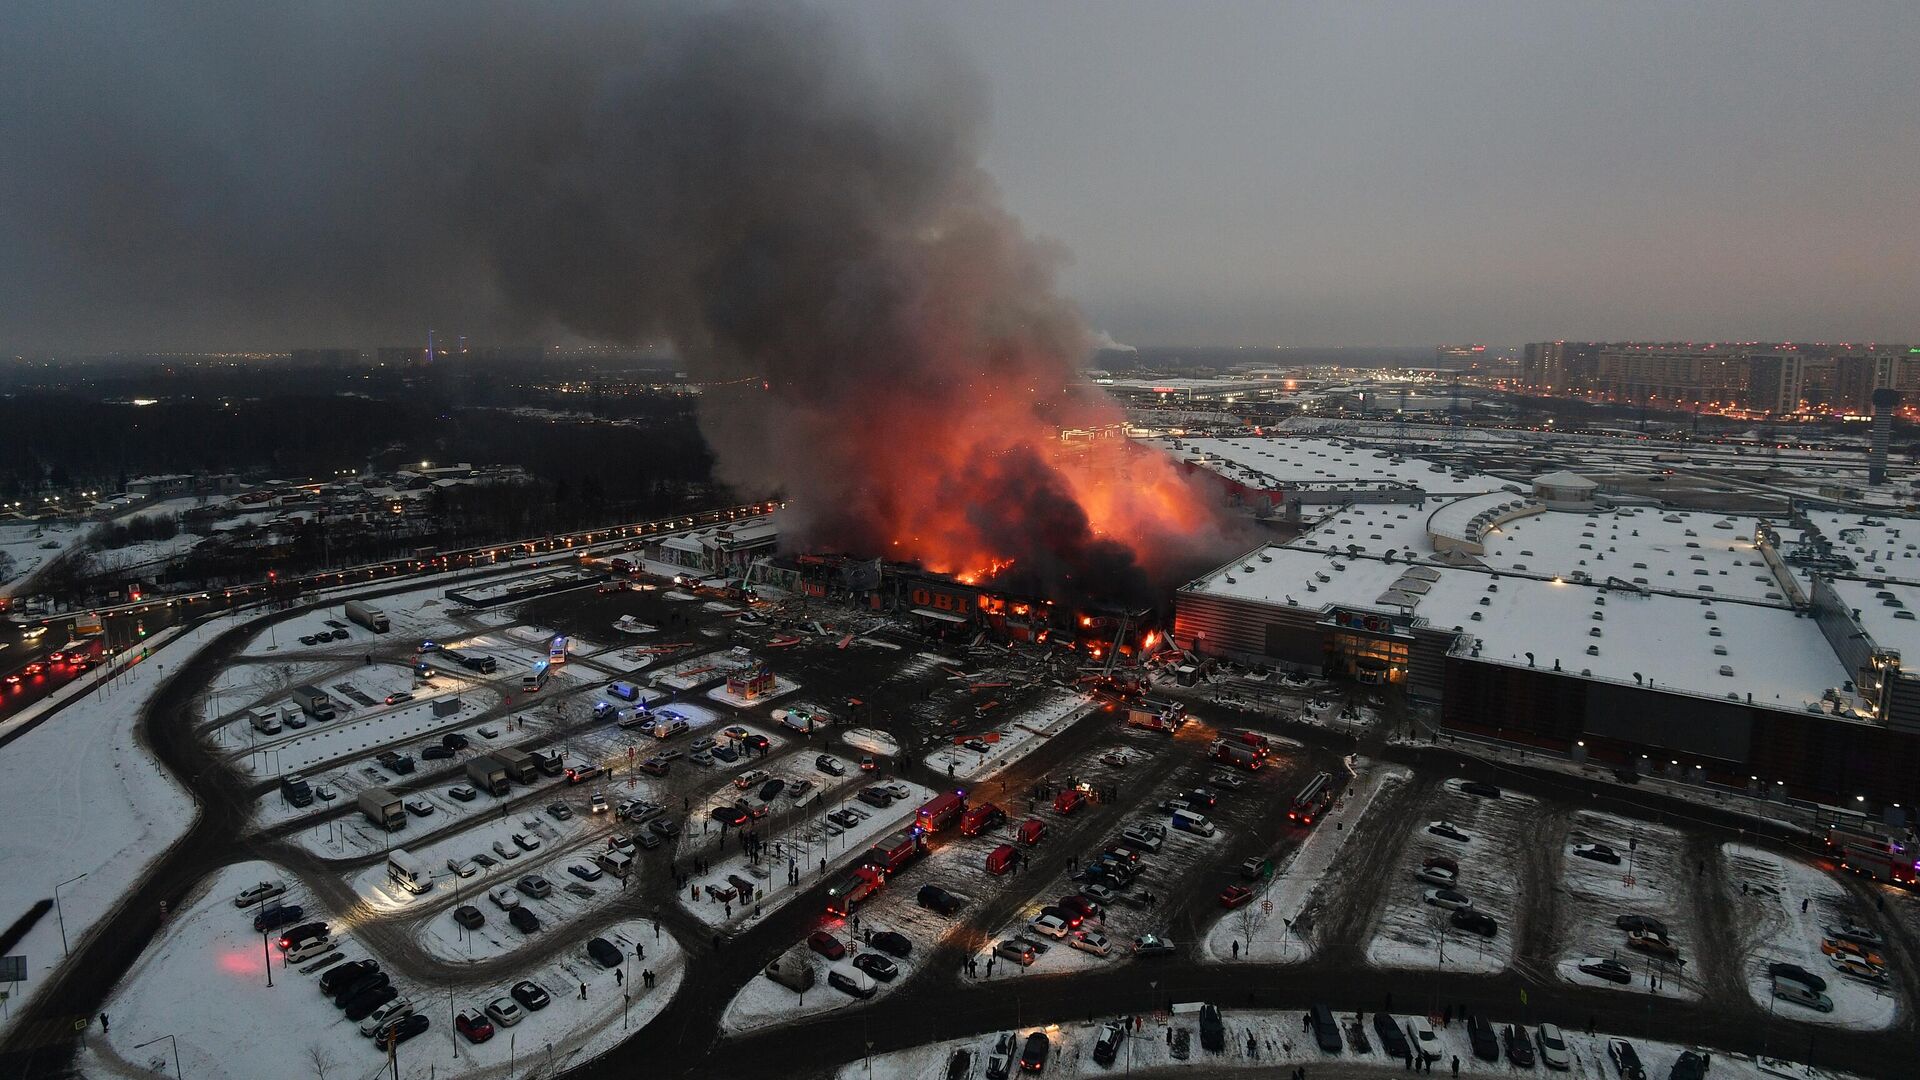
(4, 2, 1917, 351)
(861, 1, 1920, 346)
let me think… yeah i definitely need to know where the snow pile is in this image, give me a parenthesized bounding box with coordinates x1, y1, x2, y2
(842, 728, 901, 758)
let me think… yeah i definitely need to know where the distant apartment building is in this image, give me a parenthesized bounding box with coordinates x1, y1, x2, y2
(1747, 352, 1805, 414)
(1519, 341, 1600, 393)
(1593, 344, 1751, 406)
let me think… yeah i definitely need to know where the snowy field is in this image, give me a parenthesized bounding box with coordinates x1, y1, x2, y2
(921, 690, 1095, 781)
(1553, 812, 1701, 1001)
(88, 860, 685, 1080)
(0, 617, 216, 1033)
(1204, 761, 1409, 963)
(1365, 780, 1536, 975)
(842, 727, 902, 759)
(837, 1010, 1865, 1080)
(0, 519, 86, 594)
(1724, 844, 1901, 1029)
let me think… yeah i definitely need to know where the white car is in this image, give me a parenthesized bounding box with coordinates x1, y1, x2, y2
(488, 886, 520, 910)
(1069, 930, 1112, 957)
(1409, 1017, 1442, 1063)
(590, 792, 610, 814)
(1535, 1023, 1571, 1070)
(485, 996, 525, 1027)
(359, 998, 414, 1038)
(493, 840, 521, 861)
(1415, 865, 1457, 887)
(512, 832, 541, 852)
(233, 880, 287, 908)
(1423, 887, 1472, 911)
(446, 859, 477, 879)
(1030, 914, 1071, 940)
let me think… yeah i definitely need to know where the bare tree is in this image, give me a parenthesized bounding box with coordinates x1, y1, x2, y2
(305, 1042, 335, 1080)
(1234, 900, 1269, 954)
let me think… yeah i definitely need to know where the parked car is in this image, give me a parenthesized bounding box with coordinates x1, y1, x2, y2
(1427, 821, 1470, 842)
(1070, 929, 1112, 957)
(448, 785, 477, 802)
(1606, 1038, 1645, 1080)
(650, 817, 681, 838)
(1579, 956, 1633, 984)
(491, 840, 521, 861)
(1535, 1023, 1571, 1070)
(568, 862, 604, 882)
(994, 939, 1037, 966)
(485, 997, 525, 1027)
(1373, 1013, 1409, 1059)
(1769, 962, 1827, 991)
(1219, 884, 1255, 909)
(508, 907, 540, 933)
(1020, 1031, 1051, 1072)
(374, 1013, 429, 1051)
(1416, 864, 1458, 887)
(404, 799, 433, 817)
(816, 754, 846, 775)
(853, 953, 898, 981)
(512, 832, 540, 852)
(1408, 1017, 1442, 1064)
(252, 904, 305, 932)
(510, 980, 551, 1011)
(1574, 842, 1623, 865)
(516, 874, 552, 899)
(1460, 781, 1503, 798)
(808, 931, 847, 960)
(827, 969, 875, 998)
(456, 1009, 495, 1044)
(421, 745, 453, 761)
(488, 886, 519, 910)
(234, 880, 287, 908)
(547, 802, 574, 821)
(1502, 1023, 1535, 1067)
(1452, 909, 1500, 937)
(916, 885, 961, 915)
(358, 998, 414, 1038)
(1670, 1051, 1710, 1080)
(320, 960, 378, 997)
(1467, 1015, 1499, 1061)
(870, 930, 912, 958)
(343, 983, 399, 1022)
(333, 971, 389, 1008)
(587, 937, 623, 967)
(1423, 887, 1472, 911)
(453, 905, 485, 929)
(1029, 914, 1070, 940)
(1627, 930, 1679, 959)
(446, 858, 477, 879)
(1616, 915, 1668, 938)
(1093, 1023, 1125, 1067)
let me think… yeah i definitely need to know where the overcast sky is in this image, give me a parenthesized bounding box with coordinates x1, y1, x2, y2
(5, 2, 1918, 351)
(858, 1, 1920, 347)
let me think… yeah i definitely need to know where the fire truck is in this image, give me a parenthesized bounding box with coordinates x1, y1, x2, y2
(864, 829, 927, 874)
(1825, 824, 1918, 886)
(1125, 699, 1186, 733)
(915, 790, 968, 833)
(824, 865, 885, 917)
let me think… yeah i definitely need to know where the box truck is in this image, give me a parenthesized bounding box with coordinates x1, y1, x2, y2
(358, 786, 406, 831)
(344, 600, 390, 633)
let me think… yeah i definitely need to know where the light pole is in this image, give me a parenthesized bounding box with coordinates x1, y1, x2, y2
(261, 930, 273, 987)
(133, 1033, 183, 1079)
(53, 873, 87, 958)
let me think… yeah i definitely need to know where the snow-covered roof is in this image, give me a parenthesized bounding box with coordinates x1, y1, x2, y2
(1534, 470, 1597, 490)
(1149, 435, 1513, 495)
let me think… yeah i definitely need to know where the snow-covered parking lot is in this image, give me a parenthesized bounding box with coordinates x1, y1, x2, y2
(1365, 779, 1532, 975)
(1553, 812, 1702, 1000)
(1723, 843, 1901, 1028)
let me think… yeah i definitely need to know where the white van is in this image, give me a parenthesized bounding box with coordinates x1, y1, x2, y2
(597, 849, 634, 878)
(1171, 809, 1215, 837)
(1771, 976, 1834, 1013)
(649, 716, 690, 740)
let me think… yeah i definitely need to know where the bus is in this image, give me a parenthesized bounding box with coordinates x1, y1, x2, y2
(387, 849, 432, 895)
(1288, 771, 1334, 826)
(549, 635, 569, 665)
(523, 659, 551, 693)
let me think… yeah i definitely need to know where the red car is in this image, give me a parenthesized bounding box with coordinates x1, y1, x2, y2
(4, 674, 19, 687)
(455, 1009, 494, 1044)
(47, 652, 64, 663)
(24, 662, 45, 676)
(807, 931, 847, 960)
(1219, 885, 1255, 909)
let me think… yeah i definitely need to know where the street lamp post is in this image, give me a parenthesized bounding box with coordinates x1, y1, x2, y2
(261, 930, 273, 987)
(53, 872, 88, 958)
(133, 1033, 183, 1079)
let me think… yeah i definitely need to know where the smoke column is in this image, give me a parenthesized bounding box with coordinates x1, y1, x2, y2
(1, 2, 1240, 599)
